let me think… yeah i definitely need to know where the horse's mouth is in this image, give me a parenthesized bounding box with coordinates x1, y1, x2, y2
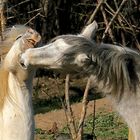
(23, 39, 36, 50)
(27, 39, 36, 46)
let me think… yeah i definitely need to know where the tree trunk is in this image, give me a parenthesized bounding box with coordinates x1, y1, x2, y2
(0, 0, 7, 41)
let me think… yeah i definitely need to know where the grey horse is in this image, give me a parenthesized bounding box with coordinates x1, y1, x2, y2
(20, 21, 139, 140)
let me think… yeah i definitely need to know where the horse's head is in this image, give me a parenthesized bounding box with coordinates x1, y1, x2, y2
(3, 26, 41, 80)
(0, 26, 41, 109)
(20, 21, 98, 74)
(0, 25, 33, 59)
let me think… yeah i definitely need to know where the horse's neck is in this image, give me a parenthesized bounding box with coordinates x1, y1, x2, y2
(7, 72, 33, 110)
(109, 93, 140, 140)
(90, 75, 140, 140)
(1, 72, 34, 140)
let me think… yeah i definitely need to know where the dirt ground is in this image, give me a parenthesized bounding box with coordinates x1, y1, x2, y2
(33, 76, 119, 140)
(35, 97, 113, 131)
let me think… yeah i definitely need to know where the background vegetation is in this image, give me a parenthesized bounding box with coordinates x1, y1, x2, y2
(1, 0, 139, 46)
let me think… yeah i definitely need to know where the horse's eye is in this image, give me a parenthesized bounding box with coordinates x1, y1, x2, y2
(16, 35, 22, 40)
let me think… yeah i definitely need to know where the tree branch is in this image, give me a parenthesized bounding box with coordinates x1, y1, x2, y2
(102, 0, 128, 40)
(76, 76, 91, 140)
(86, 0, 105, 25)
(100, 3, 115, 42)
(65, 74, 77, 140)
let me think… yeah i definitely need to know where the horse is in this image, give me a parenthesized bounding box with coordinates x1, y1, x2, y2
(0, 25, 32, 61)
(0, 25, 41, 140)
(20, 22, 139, 140)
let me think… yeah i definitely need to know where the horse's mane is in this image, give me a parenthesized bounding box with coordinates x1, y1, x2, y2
(60, 35, 140, 99)
(0, 25, 29, 109)
(0, 66, 9, 109)
(89, 45, 140, 99)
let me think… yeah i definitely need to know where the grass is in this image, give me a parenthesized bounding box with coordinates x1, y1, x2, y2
(84, 111, 128, 139)
(35, 110, 128, 140)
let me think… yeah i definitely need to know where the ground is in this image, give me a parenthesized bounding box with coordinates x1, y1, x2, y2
(35, 98, 112, 131)
(33, 76, 128, 140)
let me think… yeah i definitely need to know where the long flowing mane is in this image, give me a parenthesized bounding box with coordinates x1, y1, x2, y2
(0, 66, 9, 109)
(89, 45, 140, 99)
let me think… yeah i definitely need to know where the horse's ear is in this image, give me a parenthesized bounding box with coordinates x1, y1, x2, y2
(81, 21, 98, 40)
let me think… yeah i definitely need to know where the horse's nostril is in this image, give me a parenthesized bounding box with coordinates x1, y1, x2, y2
(21, 61, 25, 67)
(19, 60, 27, 69)
(19, 54, 28, 69)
